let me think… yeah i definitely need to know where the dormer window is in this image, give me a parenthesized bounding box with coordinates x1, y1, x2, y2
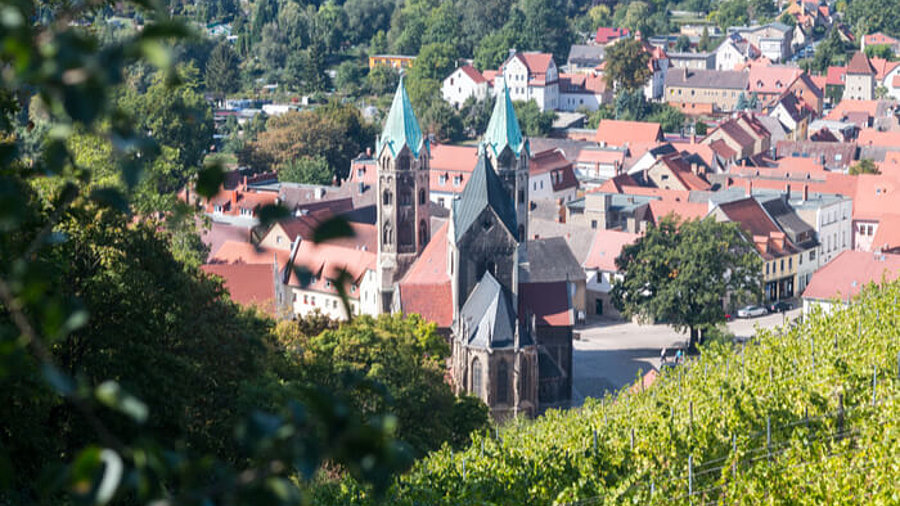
(453, 175, 463, 186)
(214, 205, 222, 213)
(240, 207, 253, 217)
(439, 174, 448, 185)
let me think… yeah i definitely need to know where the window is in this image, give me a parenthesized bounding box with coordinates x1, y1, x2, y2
(292, 293, 297, 302)
(809, 250, 816, 261)
(453, 175, 463, 186)
(419, 189, 426, 205)
(496, 361, 509, 404)
(518, 189, 525, 204)
(325, 280, 332, 288)
(351, 284, 357, 293)
(214, 205, 222, 213)
(399, 190, 412, 206)
(276, 236, 283, 245)
(240, 207, 253, 217)
(311, 296, 316, 306)
(471, 358, 482, 397)
(766, 263, 770, 275)
(788, 258, 792, 270)
(357, 168, 364, 178)
(382, 190, 392, 206)
(780, 259, 784, 272)
(304, 294, 308, 304)
(438, 197, 445, 207)
(591, 220, 598, 229)
(399, 156, 410, 171)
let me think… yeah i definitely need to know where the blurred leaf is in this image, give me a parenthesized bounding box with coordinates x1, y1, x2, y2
(195, 162, 224, 198)
(95, 449, 123, 505)
(312, 216, 354, 244)
(89, 188, 129, 213)
(95, 381, 149, 424)
(257, 204, 290, 229)
(42, 363, 75, 396)
(292, 265, 312, 288)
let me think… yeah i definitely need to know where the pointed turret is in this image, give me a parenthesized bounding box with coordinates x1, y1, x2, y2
(484, 83, 529, 159)
(377, 77, 426, 158)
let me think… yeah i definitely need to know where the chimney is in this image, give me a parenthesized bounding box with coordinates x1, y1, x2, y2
(508, 48, 517, 59)
(366, 146, 372, 157)
(785, 183, 791, 196)
(242, 175, 248, 191)
(231, 189, 238, 207)
(802, 184, 809, 202)
(753, 234, 768, 253)
(748, 179, 753, 195)
(770, 231, 785, 249)
(690, 133, 696, 144)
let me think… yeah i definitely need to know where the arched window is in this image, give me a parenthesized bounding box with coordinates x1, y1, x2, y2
(399, 189, 412, 206)
(418, 219, 428, 246)
(496, 360, 509, 404)
(383, 222, 393, 245)
(399, 156, 410, 171)
(398, 219, 414, 246)
(518, 224, 525, 242)
(471, 358, 483, 398)
(383, 190, 392, 206)
(520, 358, 530, 401)
(419, 189, 426, 205)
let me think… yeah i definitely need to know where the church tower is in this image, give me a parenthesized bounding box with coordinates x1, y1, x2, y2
(376, 78, 431, 312)
(483, 83, 530, 242)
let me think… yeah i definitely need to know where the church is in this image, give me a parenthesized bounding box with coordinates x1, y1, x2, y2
(364, 77, 576, 419)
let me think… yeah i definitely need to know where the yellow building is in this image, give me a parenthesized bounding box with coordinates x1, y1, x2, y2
(368, 54, 415, 70)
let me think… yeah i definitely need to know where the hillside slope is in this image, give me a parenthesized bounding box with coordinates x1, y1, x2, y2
(327, 280, 900, 504)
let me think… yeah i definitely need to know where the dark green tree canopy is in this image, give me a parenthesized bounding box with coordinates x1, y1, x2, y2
(612, 216, 762, 349)
(603, 39, 652, 93)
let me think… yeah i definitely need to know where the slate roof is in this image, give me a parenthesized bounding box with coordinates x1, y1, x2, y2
(520, 237, 584, 283)
(567, 44, 606, 67)
(452, 151, 518, 242)
(484, 83, 528, 158)
(760, 196, 818, 249)
(459, 271, 531, 349)
(377, 77, 427, 158)
(665, 68, 749, 90)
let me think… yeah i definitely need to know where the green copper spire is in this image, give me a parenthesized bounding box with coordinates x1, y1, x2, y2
(484, 83, 528, 159)
(377, 76, 426, 158)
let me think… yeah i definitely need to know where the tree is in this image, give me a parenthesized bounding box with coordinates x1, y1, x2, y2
(736, 92, 749, 110)
(603, 39, 652, 93)
(612, 216, 761, 351)
(280, 155, 334, 184)
(520, 0, 573, 64)
(619, 1, 651, 36)
(748, 92, 759, 110)
(698, 26, 711, 52)
(865, 44, 895, 60)
(847, 0, 900, 39)
(408, 42, 457, 82)
(714, 0, 750, 31)
(302, 37, 331, 93)
(345, 0, 394, 44)
(812, 28, 848, 72)
(460, 94, 495, 137)
(367, 64, 400, 95)
(205, 42, 241, 98)
(295, 314, 490, 455)
(646, 103, 685, 133)
(614, 88, 649, 120)
(849, 158, 880, 175)
(675, 34, 692, 52)
(335, 60, 367, 96)
(512, 100, 556, 136)
(695, 120, 708, 136)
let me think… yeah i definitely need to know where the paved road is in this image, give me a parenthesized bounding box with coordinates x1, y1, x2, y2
(571, 308, 802, 405)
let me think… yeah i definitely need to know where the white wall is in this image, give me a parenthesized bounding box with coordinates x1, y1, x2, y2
(442, 68, 487, 108)
(559, 92, 602, 112)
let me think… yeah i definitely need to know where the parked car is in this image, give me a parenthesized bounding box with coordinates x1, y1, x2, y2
(768, 300, 793, 313)
(737, 305, 768, 318)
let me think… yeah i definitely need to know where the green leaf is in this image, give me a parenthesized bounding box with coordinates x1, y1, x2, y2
(195, 162, 224, 198)
(89, 188, 129, 213)
(312, 216, 355, 244)
(95, 381, 149, 424)
(257, 204, 290, 229)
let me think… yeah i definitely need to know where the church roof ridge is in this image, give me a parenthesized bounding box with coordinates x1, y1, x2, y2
(452, 152, 519, 242)
(377, 77, 427, 158)
(483, 83, 529, 159)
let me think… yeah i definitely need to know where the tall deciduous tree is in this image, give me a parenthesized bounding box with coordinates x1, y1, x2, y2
(603, 39, 652, 93)
(612, 216, 762, 350)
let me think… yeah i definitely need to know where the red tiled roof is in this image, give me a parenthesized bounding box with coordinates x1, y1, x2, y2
(872, 215, 900, 252)
(202, 221, 251, 260)
(583, 229, 640, 271)
(577, 149, 626, 165)
(868, 57, 900, 81)
(530, 148, 571, 175)
(595, 27, 630, 44)
(857, 129, 900, 147)
(648, 198, 708, 223)
(708, 139, 737, 159)
(518, 281, 572, 327)
(863, 33, 900, 47)
(596, 173, 639, 193)
(853, 173, 900, 221)
(559, 73, 609, 94)
(825, 66, 846, 86)
(825, 99, 880, 122)
(429, 143, 478, 194)
(596, 120, 663, 147)
(749, 64, 803, 95)
(398, 223, 452, 327)
(803, 250, 900, 301)
(716, 197, 799, 259)
(847, 52, 875, 75)
(459, 64, 487, 84)
(286, 240, 376, 296)
(201, 263, 275, 314)
(209, 241, 289, 265)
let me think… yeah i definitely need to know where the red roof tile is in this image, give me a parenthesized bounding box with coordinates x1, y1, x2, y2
(825, 66, 846, 86)
(596, 120, 663, 147)
(748, 64, 803, 95)
(847, 52, 875, 75)
(459, 65, 487, 84)
(583, 229, 640, 271)
(595, 27, 630, 45)
(209, 241, 289, 265)
(872, 214, 900, 252)
(857, 129, 900, 147)
(716, 198, 799, 259)
(853, 173, 900, 221)
(518, 281, 572, 327)
(398, 223, 452, 326)
(803, 250, 900, 300)
(201, 263, 275, 315)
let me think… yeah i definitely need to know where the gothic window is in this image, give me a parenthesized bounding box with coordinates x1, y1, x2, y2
(419, 219, 428, 246)
(521, 358, 530, 401)
(383, 190, 392, 206)
(471, 358, 483, 398)
(399, 155, 410, 171)
(496, 360, 509, 404)
(419, 189, 426, 205)
(518, 224, 525, 242)
(518, 189, 525, 204)
(399, 189, 412, 206)
(398, 219, 414, 246)
(383, 222, 393, 245)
